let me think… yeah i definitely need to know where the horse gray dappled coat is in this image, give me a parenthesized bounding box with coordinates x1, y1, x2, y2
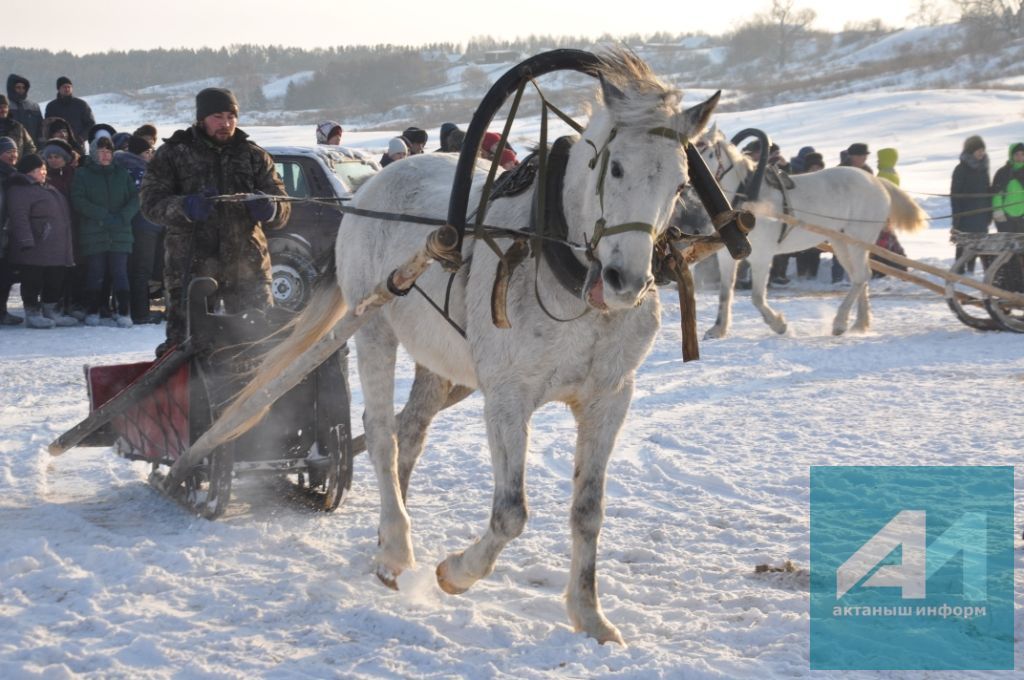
(227, 50, 718, 645)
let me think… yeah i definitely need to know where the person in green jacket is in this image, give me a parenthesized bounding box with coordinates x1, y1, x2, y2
(990, 142, 1024, 290)
(70, 133, 139, 327)
(870, 148, 908, 279)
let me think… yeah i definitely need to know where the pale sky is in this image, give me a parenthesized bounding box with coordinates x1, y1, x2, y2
(6, 0, 930, 55)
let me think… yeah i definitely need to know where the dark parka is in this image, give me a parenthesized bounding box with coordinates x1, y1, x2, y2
(4, 173, 75, 267)
(951, 153, 992, 233)
(6, 75, 43, 142)
(44, 94, 95, 142)
(140, 125, 290, 345)
(71, 160, 139, 256)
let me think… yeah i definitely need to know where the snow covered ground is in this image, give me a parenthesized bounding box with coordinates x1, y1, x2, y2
(1, 88, 1022, 678)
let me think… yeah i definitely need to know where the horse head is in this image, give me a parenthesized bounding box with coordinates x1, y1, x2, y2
(696, 125, 752, 192)
(564, 50, 718, 311)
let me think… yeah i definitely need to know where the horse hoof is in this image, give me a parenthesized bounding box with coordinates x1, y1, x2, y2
(582, 621, 625, 646)
(435, 560, 469, 595)
(773, 322, 788, 335)
(375, 564, 401, 590)
(703, 327, 725, 340)
(832, 326, 847, 336)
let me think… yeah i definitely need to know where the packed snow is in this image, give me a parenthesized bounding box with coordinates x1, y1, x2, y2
(1, 84, 1022, 678)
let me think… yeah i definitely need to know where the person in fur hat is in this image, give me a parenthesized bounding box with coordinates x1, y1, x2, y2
(41, 116, 84, 158)
(44, 77, 95, 142)
(0, 95, 37, 156)
(140, 87, 291, 354)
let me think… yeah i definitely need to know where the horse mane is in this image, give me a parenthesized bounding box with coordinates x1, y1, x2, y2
(593, 47, 682, 127)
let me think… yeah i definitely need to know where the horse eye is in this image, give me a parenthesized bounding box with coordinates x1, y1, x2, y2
(610, 160, 623, 179)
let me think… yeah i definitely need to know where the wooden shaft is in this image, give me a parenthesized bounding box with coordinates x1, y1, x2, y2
(758, 210, 1024, 306)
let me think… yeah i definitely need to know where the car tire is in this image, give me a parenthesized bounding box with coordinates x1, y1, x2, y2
(270, 245, 318, 312)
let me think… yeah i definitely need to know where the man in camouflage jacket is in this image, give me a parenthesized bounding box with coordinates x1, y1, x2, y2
(140, 88, 290, 353)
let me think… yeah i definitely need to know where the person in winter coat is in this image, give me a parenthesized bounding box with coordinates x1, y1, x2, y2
(71, 135, 139, 327)
(380, 137, 408, 167)
(437, 122, 464, 152)
(41, 139, 77, 200)
(869, 147, 908, 278)
(0, 95, 37, 157)
(140, 87, 291, 354)
(41, 117, 84, 159)
(401, 127, 428, 155)
(794, 151, 825, 279)
(5, 75, 43, 143)
(832, 142, 875, 283)
(316, 120, 343, 145)
(43, 77, 95, 142)
(41, 137, 86, 319)
(789, 146, 816, 174)
(0, 137, 22, 325)
(950, 135, 992, 274)
(990, 142, 1024, 291)
(4, 154, 77, 328)
(115, 135, 164, 324)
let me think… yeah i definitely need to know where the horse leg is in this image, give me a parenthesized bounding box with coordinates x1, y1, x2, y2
(436, 387, 533, 595)
(704, 250, 736, 339)
(847, 251, 873, 332)
(395, 364, 454, 504)
(750, 257, 788, 334)
(565, 384, 633, 646)
(357, 321, 415, 588)
(830, 243, 865, 335)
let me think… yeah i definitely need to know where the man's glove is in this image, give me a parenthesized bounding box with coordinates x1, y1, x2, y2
(993, 209, 1007, 223)
(183, 189, 216, 222)
(246, 191, 276, 223)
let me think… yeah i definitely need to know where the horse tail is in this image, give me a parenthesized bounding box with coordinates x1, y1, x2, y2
(881, 179, 928, 233)
(219, 277, 348, 444)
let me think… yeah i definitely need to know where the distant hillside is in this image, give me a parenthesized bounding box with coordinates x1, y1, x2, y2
(10, 21, 1024, 132)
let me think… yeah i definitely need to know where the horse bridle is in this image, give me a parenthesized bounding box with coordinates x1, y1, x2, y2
(582, 125, 691, 256)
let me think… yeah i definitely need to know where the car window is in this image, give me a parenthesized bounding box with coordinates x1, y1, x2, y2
(274, 161, 310, 198)
(332, 161, 377, 193)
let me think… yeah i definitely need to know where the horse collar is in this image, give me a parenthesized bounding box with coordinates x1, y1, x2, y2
(535, 136, 593, 299)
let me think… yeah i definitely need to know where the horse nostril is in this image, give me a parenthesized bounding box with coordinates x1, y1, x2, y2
(604, 266, 624, 292)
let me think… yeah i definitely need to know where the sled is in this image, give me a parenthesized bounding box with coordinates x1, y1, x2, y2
(49, 277, 353, 519)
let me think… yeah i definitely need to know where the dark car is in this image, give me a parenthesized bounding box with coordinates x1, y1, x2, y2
(265, 145, 379, 310)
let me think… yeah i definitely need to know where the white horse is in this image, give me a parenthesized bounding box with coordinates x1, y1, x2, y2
(228, 51, 718, 644)
(698, 125, 927, 337)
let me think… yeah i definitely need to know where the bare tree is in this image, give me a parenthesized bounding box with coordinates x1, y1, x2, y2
(766, 0, 817, 68)
(956, 0, 1024, 47)
(908, 0, 957, 25)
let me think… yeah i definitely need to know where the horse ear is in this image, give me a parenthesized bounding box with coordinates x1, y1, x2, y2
(680, 90, 721, 141)
(599, 74, 626, 108)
